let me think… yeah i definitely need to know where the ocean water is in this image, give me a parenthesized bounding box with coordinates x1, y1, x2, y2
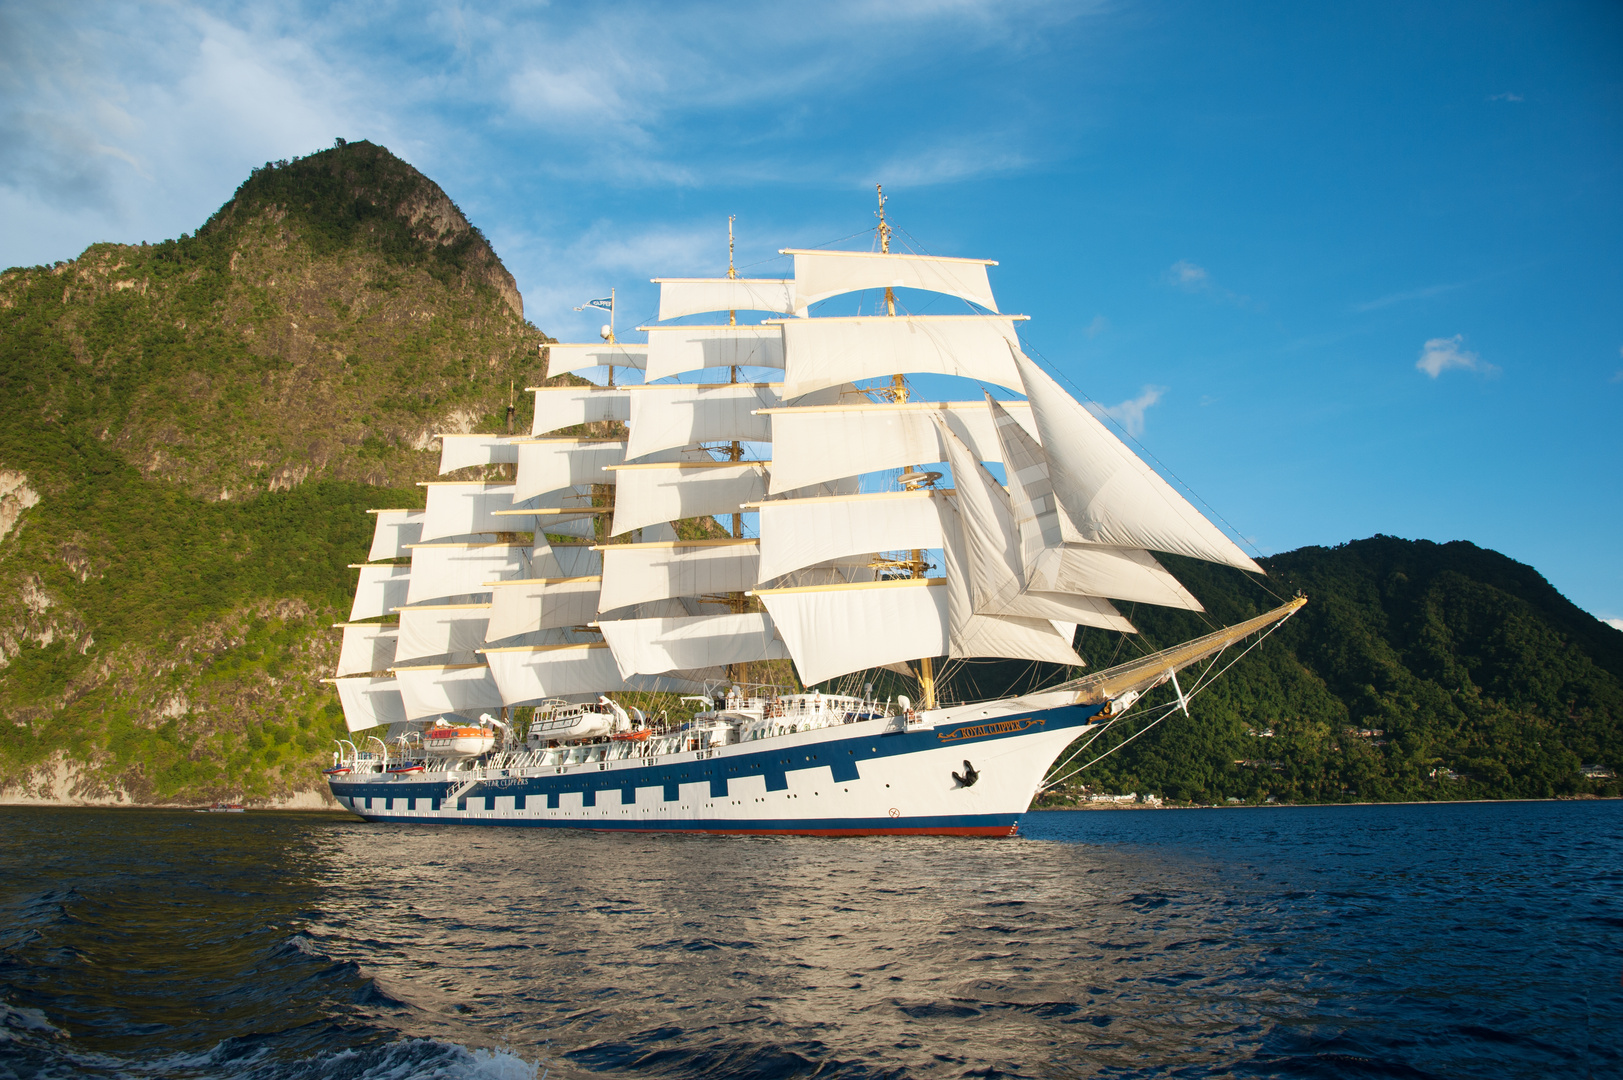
(0, 801, 1617, 1080)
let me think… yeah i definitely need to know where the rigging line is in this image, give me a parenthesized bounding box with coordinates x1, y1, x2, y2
(891, 224, 1003, 317)
(1012, 334, 1274, 576)
(1042, 702, 1184, 791)
(1044, 606, 1298, 790)
(1038, 704, 1186, 792)
(1040, 710, 1143, 787)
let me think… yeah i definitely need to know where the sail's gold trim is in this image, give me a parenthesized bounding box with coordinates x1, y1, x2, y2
(760, 313, 1026, 324)
(778, 249, 998, 266)
(755, 400, 1015, 415)
(604, 461, 768, 471)
(591, 539, 756, 551)
(479, 642, 611, 655)
(510, 437, 627, 445)
(742, 488, 948, 509)
(751, 577, 946, 597)
(491, 507, 605, 516)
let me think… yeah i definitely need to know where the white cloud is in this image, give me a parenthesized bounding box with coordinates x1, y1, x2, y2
(1416, 334, 1499, 378)
(1088, 385, 1165, 437)
(1164, 259, 1253, 307)
(0, 0, 1109, 273)
(0, 3, 389, 266)
(1488, 92, 1524, 102)
(1351, 281, 1465, 312)
(1085, 314, 1109, 338)
(1167, 259, 1208, 289)
(873, 137, 1032, 188)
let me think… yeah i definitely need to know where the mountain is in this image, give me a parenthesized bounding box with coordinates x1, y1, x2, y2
(2, 143, 1616, 808)
(0, 140, 544, 806)
(1045, 537, 1623, 804)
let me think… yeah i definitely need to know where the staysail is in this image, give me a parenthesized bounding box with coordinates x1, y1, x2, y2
(1010, 349, 1262, 573)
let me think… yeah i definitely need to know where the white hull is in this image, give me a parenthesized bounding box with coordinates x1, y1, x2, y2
(329, 693, 1101, 836)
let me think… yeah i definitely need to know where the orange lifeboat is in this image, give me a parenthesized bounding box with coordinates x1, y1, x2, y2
(424, 723, 496, 759)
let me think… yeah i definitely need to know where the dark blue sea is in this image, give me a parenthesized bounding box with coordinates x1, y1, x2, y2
(1, 800, 1617, 1080)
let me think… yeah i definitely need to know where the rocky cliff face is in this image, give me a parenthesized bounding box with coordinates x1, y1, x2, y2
(0, 141, 545, 807)
(3, 140, 541, 503)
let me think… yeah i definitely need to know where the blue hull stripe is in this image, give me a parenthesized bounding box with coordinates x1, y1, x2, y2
(329, 703, 1102, 830)
(346, 812, 1022, 835)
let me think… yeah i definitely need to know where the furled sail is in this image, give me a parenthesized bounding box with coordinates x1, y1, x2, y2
(753, 489, 944, 581)
(754, 578, 949, 688)
(485, 577, 603, 640)
(607, 462, 769, 536)
(395, 603, 492, 664)
(368, 510, 423, 561)
(545, 343, 648, 378)
(335, 623, 399, 677)
(775, 315, 1025, 397)
(1011, 350, 1262, 573)
(530, 385, 630, 435)
(762, 400, 1036, 494)
(394, 663, 503, 720)
(643, 324, 786, 382)
(333, 675, 408, 732)
(438, 434, 519, 474)
(784, 249, 998, 315)
(349, 564, 411, 620)
(421, 483, 525, 542)
(625, 383, 777, 461)
(597, 540, 758, 612)
(598, 612, 789, 678)
(653, 278, 795, 321)
(405, 543, 532, 605)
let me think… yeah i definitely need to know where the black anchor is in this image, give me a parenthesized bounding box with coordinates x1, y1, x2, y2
(952, 760, 979, 788)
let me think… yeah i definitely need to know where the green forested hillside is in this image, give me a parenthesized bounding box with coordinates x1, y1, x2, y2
(1, 142, 1616, 808)
(1045, 537, 1623, 804)
(0, 141, 541, 804)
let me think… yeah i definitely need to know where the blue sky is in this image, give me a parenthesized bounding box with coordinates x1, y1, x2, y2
(3, 1, 1620, 622)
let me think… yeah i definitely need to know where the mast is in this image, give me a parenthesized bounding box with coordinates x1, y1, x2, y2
(876, 183, 936, 710)
(605, 289, 616, 387)
(726, 215, 748, 686)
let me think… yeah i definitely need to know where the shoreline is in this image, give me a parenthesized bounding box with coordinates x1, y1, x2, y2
(1036, 793, 1618, 811)
(0, 794, 1613, 815)
(0, 800, 353, 814)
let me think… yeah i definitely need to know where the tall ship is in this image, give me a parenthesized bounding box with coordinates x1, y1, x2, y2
(323, 198, 1303, 835)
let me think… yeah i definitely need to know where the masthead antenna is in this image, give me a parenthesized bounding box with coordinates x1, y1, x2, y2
(877, 185, 896, 317)
(727, 215, 737, 327)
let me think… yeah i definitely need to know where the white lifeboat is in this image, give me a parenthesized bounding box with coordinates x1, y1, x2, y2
(424, 722, 496, 758)
(526, 696, 627, 745)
